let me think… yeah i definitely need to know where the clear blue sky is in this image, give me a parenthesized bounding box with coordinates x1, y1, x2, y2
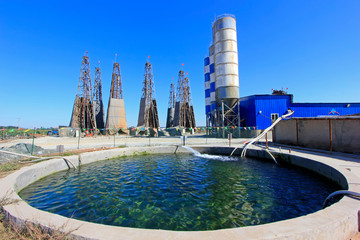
(0, 0, 359, 128)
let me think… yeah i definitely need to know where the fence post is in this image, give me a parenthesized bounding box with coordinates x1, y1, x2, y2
(77, 129, 80, 149)
(329, 120, 333, 154)
(31, 127, 36, 155)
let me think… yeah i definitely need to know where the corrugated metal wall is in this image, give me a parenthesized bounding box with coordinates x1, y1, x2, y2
(255, 95, 291, 129)
(240, 94, 360, 130)
(239, 96, 256, 127)
(291, 103, 360, 118)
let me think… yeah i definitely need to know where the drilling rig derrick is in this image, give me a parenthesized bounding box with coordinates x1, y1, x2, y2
(137, 61, 159, 128)
(70, 54, 96, 131)
(93, 66, 105, 129)
(173, 70, 196, 129)
(166, 83, 175, 128)
(105, 61, 127, 132)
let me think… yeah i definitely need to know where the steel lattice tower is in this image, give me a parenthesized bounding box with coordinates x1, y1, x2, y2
(110, 63, 123, 99)
(168, 83, 175, 109)
(166, 83, 176, 128)
(105, 61, 127, 131)
(174, 70, 196, 128)
(70, 54, 96, 130)
(137, 61, 159, 128)
(93, 66, 105, 129)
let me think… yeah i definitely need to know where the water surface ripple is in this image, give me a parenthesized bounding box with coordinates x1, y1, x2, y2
(19, 154, 340, 230)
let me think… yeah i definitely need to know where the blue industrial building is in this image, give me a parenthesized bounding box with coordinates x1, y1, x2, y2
(240, 94, 360, 130)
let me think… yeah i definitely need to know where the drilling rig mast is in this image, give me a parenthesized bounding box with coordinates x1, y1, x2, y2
(105, 60, 127, 131)
(173, 70, 196, 128)
(166, 83, 176, 128)
(70, 54, 96, 130)
(93, 66, 105, 129)
(137, 60, 159, 128)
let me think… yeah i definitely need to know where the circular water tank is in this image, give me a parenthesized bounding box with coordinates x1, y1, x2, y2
(213, 16, 239, 107)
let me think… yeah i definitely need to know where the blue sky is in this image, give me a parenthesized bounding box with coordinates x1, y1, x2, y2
(0, 0, 359, 128)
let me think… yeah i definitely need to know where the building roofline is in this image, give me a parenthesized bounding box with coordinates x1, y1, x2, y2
(240, 94, 360, 105)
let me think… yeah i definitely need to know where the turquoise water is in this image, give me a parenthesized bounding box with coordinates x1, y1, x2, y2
(19, 154, 340, 231)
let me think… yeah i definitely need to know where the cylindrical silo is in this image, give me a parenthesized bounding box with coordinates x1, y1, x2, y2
(212, 15, 239, 108)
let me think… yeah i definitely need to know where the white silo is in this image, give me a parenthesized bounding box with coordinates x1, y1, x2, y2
(212, 14, 239, 108)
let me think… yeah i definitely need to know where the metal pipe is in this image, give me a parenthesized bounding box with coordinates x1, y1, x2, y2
(323, 190, 360, 209)
(0, 150, 38, 158)
(63, 158, 77, 169)
(237, 99, 240, 137)
(241, 110, 294, 157)
(222, 100, 225, 138)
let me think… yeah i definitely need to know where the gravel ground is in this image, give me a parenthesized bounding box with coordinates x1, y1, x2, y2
(0, 134, 258, 163)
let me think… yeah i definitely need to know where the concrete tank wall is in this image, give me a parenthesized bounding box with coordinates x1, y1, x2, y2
(273, 118, 360, 154)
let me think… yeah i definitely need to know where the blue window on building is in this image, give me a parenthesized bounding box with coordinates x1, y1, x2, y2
(210, 82, 215, 92)
(204, 73, 210, 82)
(205, 89, 210, 98)
(205, 105, 211, 114)
(204, 57, 210, 66)
(210, 64, 215, 73)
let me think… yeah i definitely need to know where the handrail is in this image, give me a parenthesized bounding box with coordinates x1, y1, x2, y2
(322, 190, 360, 209)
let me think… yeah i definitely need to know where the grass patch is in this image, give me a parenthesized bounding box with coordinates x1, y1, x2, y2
(58, 152, 80, 157)
(132, 151, 149, 156)
(0, 162, 22, 172)
(0, 193, 76, 239)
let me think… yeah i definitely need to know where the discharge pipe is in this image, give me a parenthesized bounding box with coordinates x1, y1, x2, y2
(322, 190, 360, 209)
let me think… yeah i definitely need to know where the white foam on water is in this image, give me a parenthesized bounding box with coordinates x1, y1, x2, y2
(181, 146, 238, 161)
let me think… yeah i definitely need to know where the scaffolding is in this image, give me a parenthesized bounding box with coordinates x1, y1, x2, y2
(207, 99, 241, 137)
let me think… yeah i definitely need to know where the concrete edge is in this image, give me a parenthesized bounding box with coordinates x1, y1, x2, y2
(0, 145, 359, 240)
